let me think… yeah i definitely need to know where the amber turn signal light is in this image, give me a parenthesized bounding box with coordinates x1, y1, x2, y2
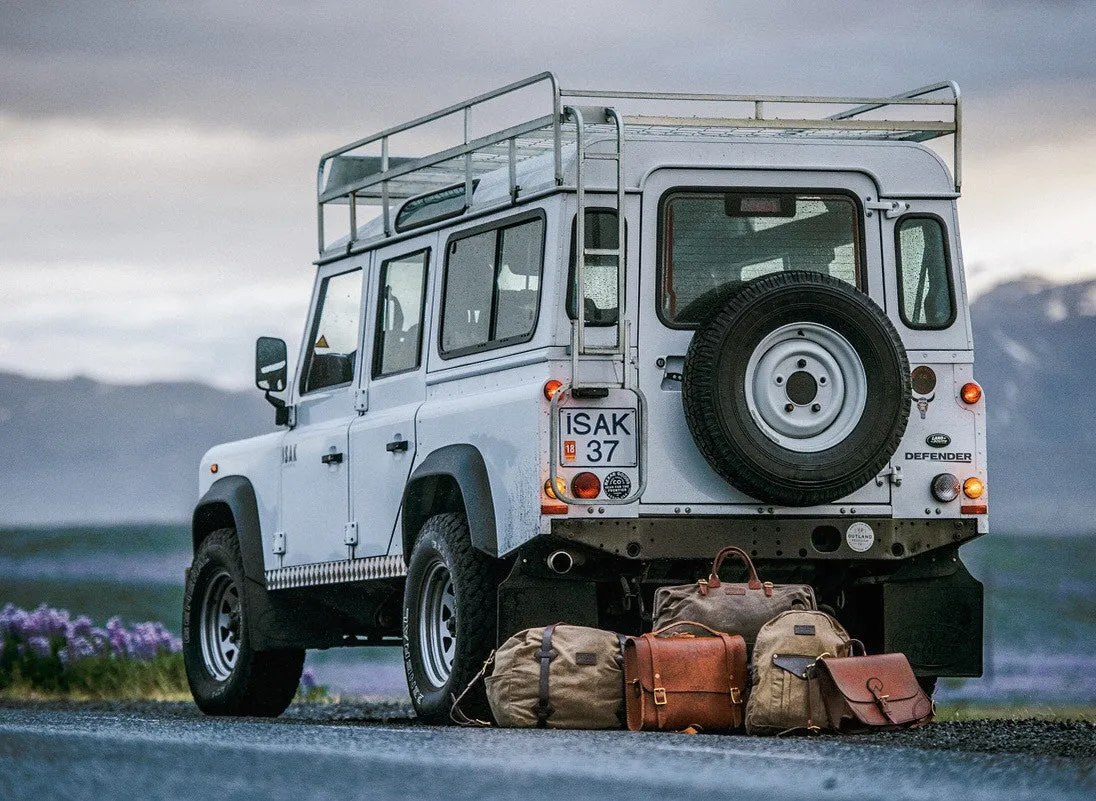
(210, 463, 218, 474)
(543, 379, 564, 400)
(963, 477, 984, 499)
(544, 477, 566, 500)
(571, 472, 601, 499)
(960, 382, 982, 404)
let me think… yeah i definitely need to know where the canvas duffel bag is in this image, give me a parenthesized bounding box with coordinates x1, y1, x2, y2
(652, 546, 816, 646)
(744, 609, 854, 735)
(816, 649, 934, 733)
(624, 621, 748, 732)
(482, 623, 627, 729)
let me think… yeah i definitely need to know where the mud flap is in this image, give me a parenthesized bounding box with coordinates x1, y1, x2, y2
(882, 552, 983, 677)
(497, 562, 599, 645)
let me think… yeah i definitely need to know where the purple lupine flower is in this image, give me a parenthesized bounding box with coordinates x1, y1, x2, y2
(300, 668, 317, 692)
(25, 636, 52, 657)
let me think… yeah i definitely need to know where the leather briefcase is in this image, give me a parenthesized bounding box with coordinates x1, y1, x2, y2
(623, 621, 747, 732)
(652, 546, 816, 646)
(816, 650, 934, 732)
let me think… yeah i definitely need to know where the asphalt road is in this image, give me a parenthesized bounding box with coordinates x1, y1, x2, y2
(2, 702, 1094, 801)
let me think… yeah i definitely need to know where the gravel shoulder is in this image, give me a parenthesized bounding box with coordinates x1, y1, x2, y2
(3, 698, 1094, 762)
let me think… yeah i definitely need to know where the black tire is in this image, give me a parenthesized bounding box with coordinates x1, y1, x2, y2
(402, 513, 497, 723)
(683, 271, 911, 506)
(183, 528, 305, 717)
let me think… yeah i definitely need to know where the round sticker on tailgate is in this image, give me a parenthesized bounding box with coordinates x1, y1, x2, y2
(845, 522, 875, 552)
(603, 471, 631, 500)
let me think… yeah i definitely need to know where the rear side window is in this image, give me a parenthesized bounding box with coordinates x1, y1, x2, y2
(897, 216, 955, 329)
(441, 214, 545, 356)
(300, 268, 363, 394)
(567, 210, 622, 326)
(373, 249, 429, 378)
(659, 191, 862, 327)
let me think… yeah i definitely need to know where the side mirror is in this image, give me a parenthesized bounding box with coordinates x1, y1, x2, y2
(255, 336, 288, 392)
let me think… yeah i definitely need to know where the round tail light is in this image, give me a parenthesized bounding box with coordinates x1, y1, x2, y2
(571, 472, 601, 499)
(543, 379, 564, 400)
(931, 473, 960, 503)
(960, 382, 982, 404)
(963, 477, 985, 499)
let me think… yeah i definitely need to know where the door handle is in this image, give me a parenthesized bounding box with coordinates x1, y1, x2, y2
(385, 439, 409, 453)
(321, 452, 344, 465)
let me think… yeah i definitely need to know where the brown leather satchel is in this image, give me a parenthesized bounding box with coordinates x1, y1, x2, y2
(816, 649, 934, 732)
(652, 546, 816, 646)
(623, 621, 747, 732)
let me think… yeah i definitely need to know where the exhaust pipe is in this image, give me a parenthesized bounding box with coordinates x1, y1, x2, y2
(547, 550, 581, 574)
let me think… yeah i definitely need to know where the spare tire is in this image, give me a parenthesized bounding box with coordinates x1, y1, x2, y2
(682, 271, 910, 506)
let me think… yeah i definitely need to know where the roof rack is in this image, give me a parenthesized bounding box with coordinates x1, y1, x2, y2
(316, 72, 960, 253)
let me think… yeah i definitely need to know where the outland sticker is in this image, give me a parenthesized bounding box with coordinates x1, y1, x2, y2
(845, 522, 875, 553)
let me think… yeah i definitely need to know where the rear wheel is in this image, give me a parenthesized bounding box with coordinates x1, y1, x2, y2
(183, 528, 304, 716)
(402, 513, 497, 723)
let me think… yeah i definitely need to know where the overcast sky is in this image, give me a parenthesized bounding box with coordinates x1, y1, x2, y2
(3, 1, 1095, 389)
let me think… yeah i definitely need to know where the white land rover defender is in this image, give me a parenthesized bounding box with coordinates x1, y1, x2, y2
(183, 73, 987, 720)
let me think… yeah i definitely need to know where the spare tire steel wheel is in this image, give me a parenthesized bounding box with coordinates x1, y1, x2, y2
(682, 271, 911, 506)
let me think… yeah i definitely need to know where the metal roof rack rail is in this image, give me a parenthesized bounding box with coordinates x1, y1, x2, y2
(316, 74, 961, 253)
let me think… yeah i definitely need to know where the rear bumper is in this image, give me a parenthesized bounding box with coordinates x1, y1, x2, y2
(550, 515, 980, 561)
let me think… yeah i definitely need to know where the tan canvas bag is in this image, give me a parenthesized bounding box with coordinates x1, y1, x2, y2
(484, 624, 626, 729)
(745, 610, 854, 735)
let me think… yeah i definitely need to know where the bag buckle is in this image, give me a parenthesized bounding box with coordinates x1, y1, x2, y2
(730, 687, 742, 705)
(653, 687, 668, 705)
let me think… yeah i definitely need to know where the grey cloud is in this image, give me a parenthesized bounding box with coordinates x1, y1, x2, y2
(3, 1, 1095, 132)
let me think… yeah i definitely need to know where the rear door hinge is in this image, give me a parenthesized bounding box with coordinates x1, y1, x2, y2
(865, 199, 910, 219)
(875, 465, 903, 487)
(344, 521, 359, 546)
(354, 388, 368, 414)
(272, 531, 287, 555)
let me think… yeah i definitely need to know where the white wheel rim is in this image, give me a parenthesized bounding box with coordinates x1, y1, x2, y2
(744, 322, 867, 453)
(200, 569, 241, 681)
(418, 561, 457, 688)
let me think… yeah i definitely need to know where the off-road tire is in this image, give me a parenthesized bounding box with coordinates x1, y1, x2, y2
(183, 528, 305, 717)
(683, 271, 911, 506)
(403, 512, 497, 724)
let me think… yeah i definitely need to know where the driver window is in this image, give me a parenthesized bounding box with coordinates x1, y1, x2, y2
(373, 250, 429, 377)
(301, 268, 363, 394)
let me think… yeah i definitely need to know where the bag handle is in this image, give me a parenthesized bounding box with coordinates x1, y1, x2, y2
(649, 620, 726, 638)
(449, 649, 496, 727)
(708, 546, 762, 590)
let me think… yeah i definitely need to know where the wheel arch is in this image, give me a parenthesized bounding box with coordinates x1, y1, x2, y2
(192, 475, 267, 587)
(401, 444, 498, 563)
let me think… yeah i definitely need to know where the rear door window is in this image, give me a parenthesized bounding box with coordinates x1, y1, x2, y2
(659, 191, 862, 327)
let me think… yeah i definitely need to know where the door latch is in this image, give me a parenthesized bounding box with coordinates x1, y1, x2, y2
(321, 451, 344, 465)
(875, 465, 903, 487)
(386, 438, 409, 453)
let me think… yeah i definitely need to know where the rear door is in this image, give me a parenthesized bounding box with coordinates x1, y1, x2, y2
(348, 240, 434, 557)
(637, 168, 890, 508)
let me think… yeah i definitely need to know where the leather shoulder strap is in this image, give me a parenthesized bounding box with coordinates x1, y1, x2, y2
(535, 623, 558, 728)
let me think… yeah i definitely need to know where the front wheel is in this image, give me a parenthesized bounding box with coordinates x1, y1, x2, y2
(402, 513, 497, 723)
(183, 528, 305, 716)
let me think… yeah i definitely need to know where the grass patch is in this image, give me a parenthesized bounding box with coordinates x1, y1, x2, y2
(0, 652, 191, 701)
(936, 702, 1096, 722)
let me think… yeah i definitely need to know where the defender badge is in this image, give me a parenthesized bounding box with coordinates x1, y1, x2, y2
(926, 433, 951, 448)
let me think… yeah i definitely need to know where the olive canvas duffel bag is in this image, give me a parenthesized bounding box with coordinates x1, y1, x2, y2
(480, 623, 627, 729)
(745, 609, 856, 735)
(652, 546, 817, 646)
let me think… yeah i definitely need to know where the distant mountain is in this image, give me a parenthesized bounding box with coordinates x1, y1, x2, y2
(0, 374, 272, 526)
(972, 278, 1096, 534)
(1, 277, 1093, 532)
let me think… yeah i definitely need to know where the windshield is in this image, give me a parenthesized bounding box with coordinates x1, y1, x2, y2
(659, 191, 862, 326)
